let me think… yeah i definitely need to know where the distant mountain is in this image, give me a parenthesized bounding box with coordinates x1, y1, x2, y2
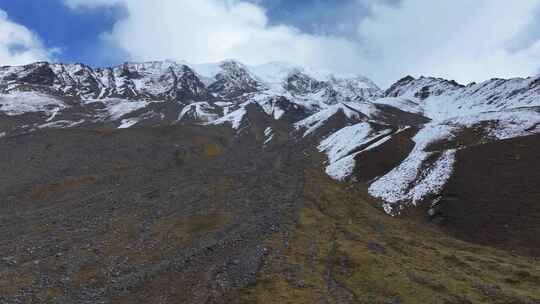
(1, 60, 539, 217)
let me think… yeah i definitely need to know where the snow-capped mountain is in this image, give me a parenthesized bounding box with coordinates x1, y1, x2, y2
(347, 75, 540, 214)
(1, 60, 539, 217)
(0, 60, 381, 129)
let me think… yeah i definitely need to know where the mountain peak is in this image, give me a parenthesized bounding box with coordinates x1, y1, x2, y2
(385, 75, 463, 99)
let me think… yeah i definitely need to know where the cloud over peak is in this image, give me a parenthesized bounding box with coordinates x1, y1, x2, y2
(0, 9, 52, 66)
(358, 0, 540, 85)
(9, 0, 540, 87)
(64, 0, 365, 77)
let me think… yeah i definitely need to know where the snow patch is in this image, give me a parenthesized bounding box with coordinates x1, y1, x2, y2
(0, 92, 66, 116)
(178, 102, 219, 122)
(368, 123, 457, 213)
(209, 106, 247, 129)
(318, 122, 392, 180)
(295, 103, 374, 137)
(84, 98, 149, 120)
(324, 153, 359, 181)
(372, 97, 422, 114)
(319, 123, 373, 163)
(407, 149, 456, 204)
(361, 134, 392, 152)
(445, 108, 540, 140)
(118, 118, 140, 129)
(106, 99, 148, 120)
(263, 127, 274, 146)
(38, 120, 85, 129)
(46, 107, 61, 122)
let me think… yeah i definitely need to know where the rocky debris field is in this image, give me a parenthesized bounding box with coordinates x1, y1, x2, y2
(0, 122, 307, 303)
(0, 124, 539, 304)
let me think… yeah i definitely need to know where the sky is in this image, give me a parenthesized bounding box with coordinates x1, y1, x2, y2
(1, 0, 540, 87)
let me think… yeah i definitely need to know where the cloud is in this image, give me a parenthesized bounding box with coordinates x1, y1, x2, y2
(0, 9, 53, 66)
(357, 0, 540, 85)
(64, 0, 540, 87)
(62, 0, 366, 76)
(63, 0, 124, 9)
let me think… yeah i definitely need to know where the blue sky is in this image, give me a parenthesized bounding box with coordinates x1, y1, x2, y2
(0, 0, 127, 66)
(0, 0, 539, 86)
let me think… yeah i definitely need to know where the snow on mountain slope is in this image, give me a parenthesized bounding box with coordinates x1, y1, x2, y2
(49, 63, 102, 96)
(0, 60, 383, 135)
(368, 123, 458, 213)
(113, 61, 180, 96)
(371, 97, 423, 114)
(186, 60, 382, 114)
(319, 122, 374, 164)
(178, 102, 220, 122)
(118, 118, 140, 129)
(84, 98, 149, 120)
(318, 122, 392, 180)
(360, 107, 540, 215)
(442, 108, 540, 139)
(385, 75, 463, 100)
(294, 102, 379, 137)
(1, 61, 212, 102)
(263, 126, 274, 146)
(314, 74, 540, 214)
(353, 75, 539, 212)
(0, 91, 66, 116)
(252, 62, 380, 96)
(208, 103, 248, 129)
(249, 61, 380, 93)
(205, 61, 265, 98)
(385, 75, 540, 121)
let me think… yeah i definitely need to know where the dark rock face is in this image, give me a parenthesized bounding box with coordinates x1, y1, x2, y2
(17, 62, 57, 86)
(208, 60, 263, 98)
(118, 62, 144, 79)
(265, 96, 310, 122)
(352, 126, 418, 183)
(169, 65, 212, 102)
(432, 134, 540, 256)
(59, 64, 102, 97)
(1, 62, 215, 102)
(529, 76, 540, 88)
(414, 86, 432, 99)
(284, 71, 325, 95)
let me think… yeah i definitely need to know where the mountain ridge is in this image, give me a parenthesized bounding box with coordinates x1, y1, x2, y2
(1, 59, 539, 217)
(1, 59, 540, 303)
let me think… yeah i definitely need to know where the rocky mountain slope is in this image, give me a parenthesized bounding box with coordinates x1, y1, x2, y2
(1, 60, 539, 303)
(1, 60, 538, 214)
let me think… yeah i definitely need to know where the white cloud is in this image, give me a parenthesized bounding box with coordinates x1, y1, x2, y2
(63, 0, 124, 9)
(0, 9, 52, 66)
(358, 0, 540, 85)
(64, 0, 540, 87)
(63, 0, 365, 76)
